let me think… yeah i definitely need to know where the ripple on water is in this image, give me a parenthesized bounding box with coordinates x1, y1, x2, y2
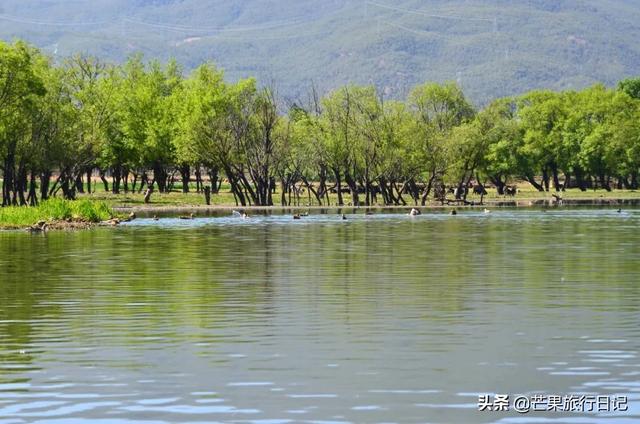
(1, 208, 640, 423)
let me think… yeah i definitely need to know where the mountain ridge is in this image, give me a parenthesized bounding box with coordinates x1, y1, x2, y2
(2, 0, 639, 104)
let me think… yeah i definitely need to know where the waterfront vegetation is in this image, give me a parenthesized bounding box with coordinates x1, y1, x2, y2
(0, 198, 112, 228)
(2, 39, 640, 214)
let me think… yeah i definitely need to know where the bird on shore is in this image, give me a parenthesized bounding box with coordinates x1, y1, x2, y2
(450, 209, 457, 216)
(408, 208, 421, 216)
(28, 221, 49, 233)
(179, 213, 195, 220)
(342, 214, 347, 220)
(153, 215, 159, 221)
(103, 218, 120, 226)
(617, 208, 622, 213)
(483, 208, 491, 214)
(293, 214, 301, 220)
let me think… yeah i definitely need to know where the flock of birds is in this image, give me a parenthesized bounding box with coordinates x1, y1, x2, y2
(167, 206, 625, 222)
(141, 206, 625, 224)
(26, 206, 627, 232)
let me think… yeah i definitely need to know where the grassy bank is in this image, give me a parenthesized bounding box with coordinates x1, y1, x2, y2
(0, 198, 113, 229)
(2, 184, 639, 230)
(82, 184, 640, 209)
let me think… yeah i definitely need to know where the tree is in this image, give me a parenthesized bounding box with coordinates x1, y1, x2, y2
(0, 41, 45, 206)
(618, 78, 640, 100)
(478, 98, 523, 195)
(517, 90, 568, 191)
(408, 82, 475, 203)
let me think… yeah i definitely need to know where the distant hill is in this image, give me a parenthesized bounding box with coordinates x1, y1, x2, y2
(2, 0, 639, 104)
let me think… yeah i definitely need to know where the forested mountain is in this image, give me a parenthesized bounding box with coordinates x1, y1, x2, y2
(1, 0, 639, 104)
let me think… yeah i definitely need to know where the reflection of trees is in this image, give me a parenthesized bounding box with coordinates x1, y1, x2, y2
(0, 232, 58, 384)
(1, 216, 640, 377)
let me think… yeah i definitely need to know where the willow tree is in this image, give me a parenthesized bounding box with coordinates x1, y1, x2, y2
(0, 41, 45, 206)
(29, 62, 82, 202)
(320, 86, 364, 206)
(64, 54, 110, 194)
(477, 98, 523, 195)
(408, 82, 474, 203)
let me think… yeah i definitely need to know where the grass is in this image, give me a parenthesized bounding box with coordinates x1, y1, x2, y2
(80, 182, 640, 209)
(0, 198, 113, 229)
(1, 181, 639, 230)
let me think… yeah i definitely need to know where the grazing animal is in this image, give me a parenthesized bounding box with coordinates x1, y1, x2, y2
(473, 185, 488, 196)
(504, 186, 517, 197)
(454, 187, 469, 198)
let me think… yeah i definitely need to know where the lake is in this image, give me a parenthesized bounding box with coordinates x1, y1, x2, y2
(0, 208, 639, 423)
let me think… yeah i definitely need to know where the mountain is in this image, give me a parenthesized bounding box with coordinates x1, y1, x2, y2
(1, 0, 639, 104)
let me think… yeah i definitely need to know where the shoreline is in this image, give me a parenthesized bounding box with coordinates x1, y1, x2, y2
(112, 197, 638, 215)
(1, 197, 635, 232)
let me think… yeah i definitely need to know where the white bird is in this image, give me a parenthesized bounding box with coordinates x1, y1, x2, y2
(483, 208, 491, 214)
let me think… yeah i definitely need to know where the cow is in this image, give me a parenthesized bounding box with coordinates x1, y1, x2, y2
(473, 185, 488, 196)
(504, 186, 517, 197)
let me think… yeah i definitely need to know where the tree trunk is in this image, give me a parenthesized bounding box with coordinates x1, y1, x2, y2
(180, 164, 190, 193)
(421, 172, 437, 206)
(525, 174, 545, 192)
(333, 168, 343, 206)
(551, 165, 561, 192)
(195, 166, 202, 193)
(542, 168, 550, 192)
(17, 163, 28, 206)
(490, 176, 505, 195)
(345, 171, 360, 207)
(40, 170, 51, 202)
(86, 168, 92, 193)
(75, 172, 84, 194)
(154, 164, 167, 193)
(99, 169, 109, 192)
(2, 151, 15, 206)
(27, 170, 38, 206)
(112, 166, 121, 194)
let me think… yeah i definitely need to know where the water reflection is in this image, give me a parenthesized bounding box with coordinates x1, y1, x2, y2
(0, 209, 639, 423)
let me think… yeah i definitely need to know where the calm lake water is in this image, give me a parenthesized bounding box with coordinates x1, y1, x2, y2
(1, 208, 639, 424)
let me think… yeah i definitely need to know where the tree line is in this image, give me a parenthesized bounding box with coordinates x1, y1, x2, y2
(2, 39, 640, 207)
